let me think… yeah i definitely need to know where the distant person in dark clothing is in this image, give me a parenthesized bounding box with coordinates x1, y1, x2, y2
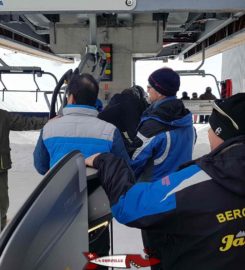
(98, 85, 149, 148)
(200, 87, 217, 123)
(200, 87, 217, 100)
(191, 92, 199, 100)
(181, 91, 190, 100)
(191, 92, 199, 123)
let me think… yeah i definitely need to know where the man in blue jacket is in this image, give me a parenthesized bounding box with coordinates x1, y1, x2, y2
(33, 73, 129, 174)
(131, 68, 194, 182)
(130, 68, 194, 263)
(33, 72, 129, 263)
(86, 93, 245, 270)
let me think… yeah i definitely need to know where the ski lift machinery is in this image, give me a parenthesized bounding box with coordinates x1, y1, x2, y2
(49, 43, 107, 118)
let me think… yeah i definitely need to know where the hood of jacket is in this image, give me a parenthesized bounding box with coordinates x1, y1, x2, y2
(198, 136, 245, 196)
(140, 96, 192, 128)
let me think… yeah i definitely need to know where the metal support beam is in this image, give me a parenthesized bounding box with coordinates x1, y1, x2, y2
(134, 0, 245, 12)
(0, 22, 48, 44)
(0, 0, 244, 13)
(181, 12, 244, 57)
(194, 43, 205, 70)
(21, 15, 50, 35)
(183, 13, 245, 61)
(89, 14, 97, 45)
(0, 0, 136, 13)
(24, 14, 50, 29)
(0, 37, 73, 63)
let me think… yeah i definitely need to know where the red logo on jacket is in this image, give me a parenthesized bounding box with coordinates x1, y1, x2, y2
(162, 176, 170, 186)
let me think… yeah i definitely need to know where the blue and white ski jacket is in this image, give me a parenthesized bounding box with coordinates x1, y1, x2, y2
(33, 105, 129, 175)
(131, 96, 195, 181)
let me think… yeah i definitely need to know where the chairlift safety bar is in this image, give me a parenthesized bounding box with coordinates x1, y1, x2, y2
(0, 66, 58, 103)
(0, 66, 42, 74)
(183, 100, 214, 115)
(177, 70, 206, 76)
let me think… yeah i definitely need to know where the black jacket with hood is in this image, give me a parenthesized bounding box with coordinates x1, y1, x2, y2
(98, 89, 148, 141)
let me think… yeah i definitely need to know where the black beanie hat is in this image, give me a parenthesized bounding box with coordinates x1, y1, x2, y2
(148, 68, 180, 96)
(209, 93, 245, 141)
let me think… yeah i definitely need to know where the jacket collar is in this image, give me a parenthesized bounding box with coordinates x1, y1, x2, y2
(141, 97, 192, 127)
(63, 104, 98, 117)
(151, 96, 177, 109)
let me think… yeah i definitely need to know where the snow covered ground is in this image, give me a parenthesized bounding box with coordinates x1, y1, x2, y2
(6, 124, 210, 255)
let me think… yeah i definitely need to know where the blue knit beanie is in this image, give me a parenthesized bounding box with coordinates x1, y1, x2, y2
(148, 68, 180, 96)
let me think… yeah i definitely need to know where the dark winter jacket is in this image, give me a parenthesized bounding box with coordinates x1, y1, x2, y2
(98, 91, 148, 141)
(33, 105, 130, 175)
(199, 92, 217, 100)
(93, 135, 245, 270)
(0, 109, 47, 172)
(131, 96, 195, 181)
(181, 96, 190, 100)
